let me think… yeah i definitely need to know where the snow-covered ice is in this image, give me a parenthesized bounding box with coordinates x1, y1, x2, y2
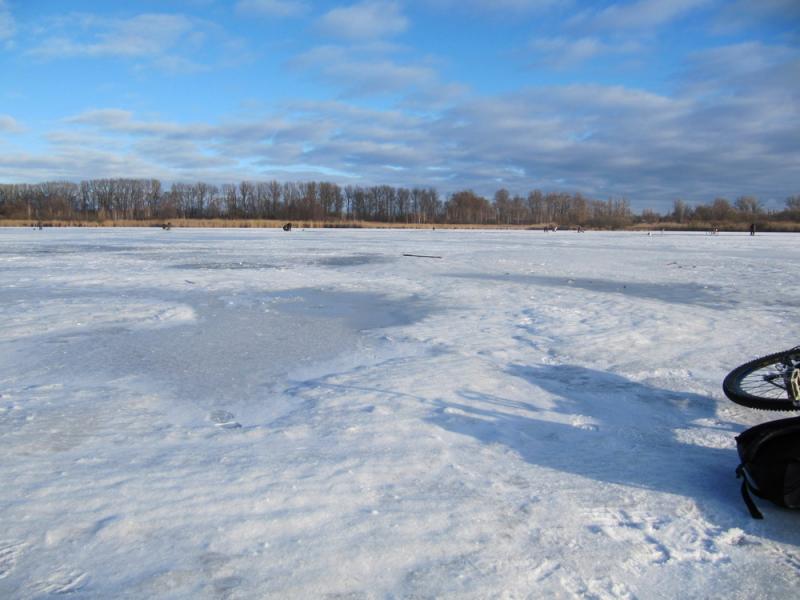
(1, 227, 798, 598)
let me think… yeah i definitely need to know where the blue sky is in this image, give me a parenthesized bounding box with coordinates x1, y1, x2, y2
(0, 0, 798, 211)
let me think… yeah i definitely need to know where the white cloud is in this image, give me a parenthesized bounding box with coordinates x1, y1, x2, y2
(67, 109, 136, 128)
(680, 42, 800, 97)
(67, 108, 287, 144)
(0, 0, 15, 43)
(293, 45, 440, 97)
(426, 0, 558, 13)
(0, 114, 24, 133)
(574, 0, 711, 30)
(530, 36, 641, 67)
(30, 14, 195, 59)
(26, 12, 249, 73)
(151, 54, 209, 74)
(316, 1, 408, 40)
(714, 0, 800, 33)
(475, 0, 556, 9)
(235, 0, 309, 18)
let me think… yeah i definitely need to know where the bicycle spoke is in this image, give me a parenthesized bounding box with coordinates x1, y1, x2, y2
(743, 377, 785, 389)
(723, 349, 800, 410)
(740, 372, 789, 399)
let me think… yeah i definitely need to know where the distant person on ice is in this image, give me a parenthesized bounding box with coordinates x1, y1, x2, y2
(750, 223, 756, 236)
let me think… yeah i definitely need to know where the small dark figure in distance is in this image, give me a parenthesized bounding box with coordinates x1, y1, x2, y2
(162, 222, 172, 230)
(750, 223, 756, 236)
(283, 222, 292, 231)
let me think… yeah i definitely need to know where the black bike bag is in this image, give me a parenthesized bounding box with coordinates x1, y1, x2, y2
(735, 416, 800, 519)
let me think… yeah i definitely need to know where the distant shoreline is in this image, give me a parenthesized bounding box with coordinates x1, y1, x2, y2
(2, 218, 799, 232)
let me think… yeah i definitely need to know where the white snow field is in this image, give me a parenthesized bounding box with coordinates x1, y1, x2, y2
(1, 227, 799, 599)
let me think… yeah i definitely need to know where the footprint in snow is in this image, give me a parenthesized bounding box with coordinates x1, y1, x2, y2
(212, 575, 243, 597)
(530, 559, 560, 583)
(571, 415, 599, 432)
(764, 543, 800, 576)
(208, 410, 241, 429)
(198, 552, 243, 599)
(586, 509, 671, 566)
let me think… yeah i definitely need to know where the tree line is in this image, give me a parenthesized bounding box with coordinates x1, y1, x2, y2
(659, 197, 800, 225)
(0, 179, 798, 227)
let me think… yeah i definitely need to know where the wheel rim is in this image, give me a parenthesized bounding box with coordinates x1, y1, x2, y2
(736, 354, 800, 402)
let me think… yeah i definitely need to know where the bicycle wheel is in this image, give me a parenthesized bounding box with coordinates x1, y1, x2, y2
(723, 347, 800, 411)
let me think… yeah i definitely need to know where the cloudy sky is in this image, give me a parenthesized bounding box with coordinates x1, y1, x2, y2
(0, 0, 798, 211)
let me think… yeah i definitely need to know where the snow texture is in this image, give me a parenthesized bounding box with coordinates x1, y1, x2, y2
(1, 227, 799, 598)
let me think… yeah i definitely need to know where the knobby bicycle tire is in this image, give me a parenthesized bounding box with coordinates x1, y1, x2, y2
(723, 348, 800, 411)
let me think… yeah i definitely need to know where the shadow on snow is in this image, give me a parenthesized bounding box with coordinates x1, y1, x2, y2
(427, 362, 799, 545)
(447, 273, 736, 310)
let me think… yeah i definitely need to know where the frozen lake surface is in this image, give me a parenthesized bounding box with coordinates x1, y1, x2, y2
(1, 227, 799, 598)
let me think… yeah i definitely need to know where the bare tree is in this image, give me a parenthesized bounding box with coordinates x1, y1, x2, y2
(672, 199, 689, 223)
(735, 196, 763, 216)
